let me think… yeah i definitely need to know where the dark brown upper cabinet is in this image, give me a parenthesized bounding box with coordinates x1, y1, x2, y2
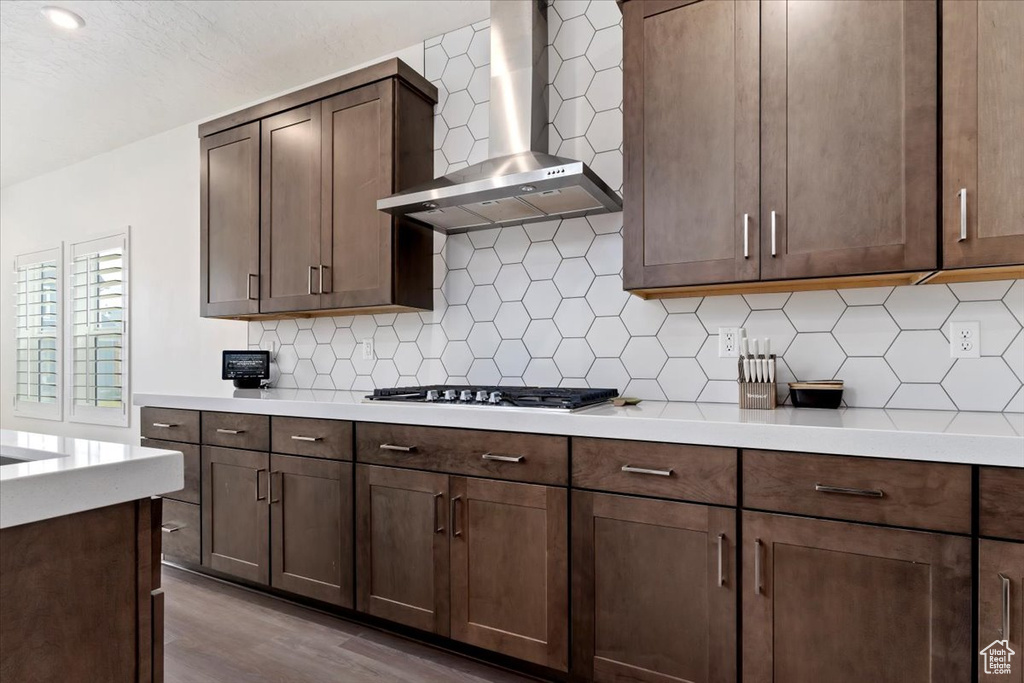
(942, 0, 1024, 271)
(199, 123, 260, 317)
(622, 0, 760, 291)
(198, 59, 436, 320)
(760, 0, 937, 280)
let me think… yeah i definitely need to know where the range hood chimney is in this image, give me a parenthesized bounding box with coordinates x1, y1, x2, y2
(377, 0, 622, 233)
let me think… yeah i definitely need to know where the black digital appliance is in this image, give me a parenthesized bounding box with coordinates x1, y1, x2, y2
(222, 350, 271, 389)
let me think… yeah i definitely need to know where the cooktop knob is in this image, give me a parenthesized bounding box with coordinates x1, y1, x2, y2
(488, 391, 503, 404)
(475, 390, 489, 403)
(425, 389, 439, 401)
(459, 389, 474, 402)
(443, 389, 458, 401)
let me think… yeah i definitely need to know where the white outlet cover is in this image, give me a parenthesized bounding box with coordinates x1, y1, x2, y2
(718, 327, 742, 357)
(361, 338, 375, 360)
(949, 321, 980, 358)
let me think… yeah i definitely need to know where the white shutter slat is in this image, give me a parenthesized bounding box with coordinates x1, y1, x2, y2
(13, 247, 63, 419)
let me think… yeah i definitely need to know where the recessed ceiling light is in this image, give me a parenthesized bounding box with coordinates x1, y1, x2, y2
(41, 6, 86, 30)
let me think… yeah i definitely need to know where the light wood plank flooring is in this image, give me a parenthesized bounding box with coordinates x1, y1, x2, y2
(163, 566, 535, 683)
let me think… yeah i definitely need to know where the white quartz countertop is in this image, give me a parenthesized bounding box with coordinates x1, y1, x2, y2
(134, 390, 1024, 468)
(0, 430, 183, 529)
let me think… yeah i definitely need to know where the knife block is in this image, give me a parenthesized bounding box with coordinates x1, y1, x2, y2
(737, 355, 777, 410)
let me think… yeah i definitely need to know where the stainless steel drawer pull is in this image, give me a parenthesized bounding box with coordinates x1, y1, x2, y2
(216, 428, 245, 435)
(743, 213, 750, 259)
(247, 273, 258, 300)
(770, 210, 778, 257)
(451, 495, 463, 538)
(379, 443, 416, 452)
(481, 453, 524, 463)
(958, 188, 968, 242)
(1000, 573, 1011, 640)
(754, 538, 763, 595)
(161, 523, 184, 533)
(290, 435, 322, 442)
(814, 483, 884, 498)
(308, 265, 318, 295)
(152, 422, 176, 429)
(717, 533, 726, 587)
(621, 465, 673, 477)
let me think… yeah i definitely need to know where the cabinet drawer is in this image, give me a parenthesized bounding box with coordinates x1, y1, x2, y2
(142, 439, 200, 504)
(201, 411, 269, 451)
(572, 438, 737, 505)
(743, 450, 972, 533)
(980, 467, 1024, 541)
(356, 423, 568, 485)
(271, 417, 352, 460)
(141, 407, 200, 443)
(161, 499, 200, 565)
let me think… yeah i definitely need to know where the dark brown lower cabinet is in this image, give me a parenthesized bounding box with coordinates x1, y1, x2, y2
(270, 454, 353, 607)
(356, 464, 451, 635)
(979, 539, 1024, 682)
(573, 491, 736, 683)
(742, 512, 972, 683)
(202, 446, 270, 584)
(450, 477, 568, 671)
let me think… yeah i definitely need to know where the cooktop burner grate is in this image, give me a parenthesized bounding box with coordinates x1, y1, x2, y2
(367, 385, 619, 411)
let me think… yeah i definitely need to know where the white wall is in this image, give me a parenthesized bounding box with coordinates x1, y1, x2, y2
(0, 44, 423, 443)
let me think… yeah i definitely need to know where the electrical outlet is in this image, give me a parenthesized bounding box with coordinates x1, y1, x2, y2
(719, 328, 742, 357)
(949, 321, 980, 358)
(261, 339, 277, 360)
(361, 338, 375, 360)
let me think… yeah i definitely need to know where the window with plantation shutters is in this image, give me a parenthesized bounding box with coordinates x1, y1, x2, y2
(13, 247, 62, 420)
(67, 232, 130, 426)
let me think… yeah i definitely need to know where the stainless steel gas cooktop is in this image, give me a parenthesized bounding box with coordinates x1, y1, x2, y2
(366, 386, 619, 411)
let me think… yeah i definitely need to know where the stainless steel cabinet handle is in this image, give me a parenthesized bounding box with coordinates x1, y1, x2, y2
(958, 188, 968, 241)
(379, 443, 416, 452)
(770, 211, 778, 257)
(481, 453, 524, 463)
(320, 264, 329, 294)
(255, 468, 267, 501)
(247, 273, 258, 301)
(308, 265, 319, 295)
(451, 495, 463, 538)
(152, 422, 176, 429)
(433, 492, 444, 534)
(754, 539, 763, 595)
(621, 465, 673, 477)
(269, 471, 281, 505)
(216, 428, 245, 435)
(161, 523, 184, 533)
(1000, 573, 1011, 639)
(743, 213, 750, 259)
(290, 435, 322, 442)
(717, 533, 726, 587)
(814, 483, 884, 498)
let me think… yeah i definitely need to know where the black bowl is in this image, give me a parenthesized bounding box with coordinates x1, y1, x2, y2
(790, 387, 843, 409)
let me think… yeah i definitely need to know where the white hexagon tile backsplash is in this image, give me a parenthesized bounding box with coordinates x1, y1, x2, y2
(250, 1, 1024, 413)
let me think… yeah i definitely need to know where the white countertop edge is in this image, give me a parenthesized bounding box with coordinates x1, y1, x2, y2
(134, 392, 1024, 468)
(1, 431, 184, 529)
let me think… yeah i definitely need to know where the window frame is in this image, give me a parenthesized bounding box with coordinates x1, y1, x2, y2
(12, 246, 64, 421)
(65, 230, 131, 427)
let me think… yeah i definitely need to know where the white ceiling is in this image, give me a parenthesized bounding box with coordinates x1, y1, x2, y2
(0, 0, 489, 187)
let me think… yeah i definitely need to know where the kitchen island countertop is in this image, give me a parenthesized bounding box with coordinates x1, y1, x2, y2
(134, 390, 1024, 468)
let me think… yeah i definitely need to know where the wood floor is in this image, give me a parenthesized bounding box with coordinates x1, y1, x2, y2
(163, 565, 535, 683)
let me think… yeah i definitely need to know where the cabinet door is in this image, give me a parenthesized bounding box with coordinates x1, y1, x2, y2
(201, 446, 269, 584)
(573, 492, 736, 683)
(320, 82, 395, 309)
(943, 0, 1024, 269)
(742, 512, 971, 683)
(199, 123, 260, 317)
(355, 465, 449, 635)
(979, 540, 1024, 682)
(450, 477, 568, 671)
(260, 104, 322, 313)
(270, 454, 353, 608)
(760, 0, 937, 279)
(623, 0, 760, 290)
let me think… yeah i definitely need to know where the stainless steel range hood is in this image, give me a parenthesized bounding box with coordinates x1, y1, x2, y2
(377, 0, 622, 233)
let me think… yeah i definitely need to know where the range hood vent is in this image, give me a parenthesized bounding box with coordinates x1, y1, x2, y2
(377, 0, 622, 234)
